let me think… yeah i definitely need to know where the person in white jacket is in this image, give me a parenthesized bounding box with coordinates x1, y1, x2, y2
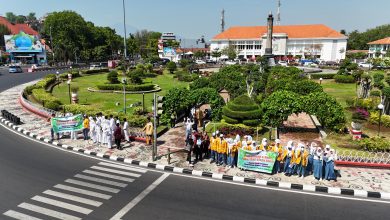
(103, 119, 113, 149)
(89, 117, 97, 144)
(123, 118, 130, 143)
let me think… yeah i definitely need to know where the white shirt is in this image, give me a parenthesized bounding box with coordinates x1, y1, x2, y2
(123, 121, 129, 130)
(109, 118, 115, 130)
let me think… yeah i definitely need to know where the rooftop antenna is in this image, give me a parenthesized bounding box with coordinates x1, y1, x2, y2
(276, 0, 281, 25)
(221, 9, 225, 33)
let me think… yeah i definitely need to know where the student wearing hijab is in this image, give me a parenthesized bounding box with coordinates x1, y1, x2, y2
(313, 147, 323, 180)
(284, 141, 294, 176)
(307, 142, 317, 175)
(272, 139, 283, 174)
(292, 143, 303, 175)
(217, 134, 228, 166)
(325, 149, 337, 181)
(257, 138, 268, 151)
(89, 117, 97, 144)
(227, 138, 237, 168)
(299, 144, 310, 178)
(210, 133, 217, 163)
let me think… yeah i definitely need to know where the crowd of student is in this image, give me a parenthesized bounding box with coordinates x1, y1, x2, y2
(186, 129, 338, 181)
(49, 113, 135, 150)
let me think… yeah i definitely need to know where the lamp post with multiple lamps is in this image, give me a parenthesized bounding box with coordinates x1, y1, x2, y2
(378, 103, 384, 136)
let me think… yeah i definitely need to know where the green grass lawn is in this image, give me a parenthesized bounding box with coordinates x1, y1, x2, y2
(52, 71, 189, 114)
(314, 77, 389, 151)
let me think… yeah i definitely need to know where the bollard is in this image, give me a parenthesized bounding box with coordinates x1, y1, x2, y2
(168, 148, 171, 164)
(15, 117, 20, 125)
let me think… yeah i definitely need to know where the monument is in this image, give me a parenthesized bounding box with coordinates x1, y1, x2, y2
(264, 12, 276, 66)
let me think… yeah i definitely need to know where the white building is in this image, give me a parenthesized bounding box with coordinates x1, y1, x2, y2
(211, 24, 347, 62)
(367, 37, 390, 58)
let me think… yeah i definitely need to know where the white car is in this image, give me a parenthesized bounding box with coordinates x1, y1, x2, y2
(358, 62, 372, 68)
(278, 61, 288, 67)
(89, 64, 101, 70)
(195, 60, 206, 65)
(225, 60, 237, 65)
(303, 62, 319, 68)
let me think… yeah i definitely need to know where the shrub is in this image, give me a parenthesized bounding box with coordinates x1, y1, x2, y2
(310, 73, 336, 79)
(373, 82, 385, 89)
(107, 71, 120, 84)
(63, 104, 100, 116)
(385, 77, 390, 85)
(351, 108, 369, 123)
(222, 95, 262, 126)
(144, 63, 153, 73)
(383, 87, 390, 97)
(208, 122, 259, 136)
(128, 69, 144, 84)
(24, 84, 40, 95)
(345, 97, 355, 108)
(334, 75, 355, 83)
(357, 137, 390, 152)
(166, 61, 177, 73)
(59, 71, 81, 79)
(286, 80, 323, 95)
(175, 71, 198, 82)
(32, 89, 61, 110)
(355, 98, 381, 110)
(96, 84, 155, 92)
(373, 72, 385, 83)
(369, 111, 390, 128)
(189, 77, 210, 90)
(370, 90, 381, 97)
(35, 74, 57, 90)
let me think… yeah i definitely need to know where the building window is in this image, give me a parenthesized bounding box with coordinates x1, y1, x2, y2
(238, 45, 245, 50)
(254, 45, 261, 50)
(246, 45, 253, 50)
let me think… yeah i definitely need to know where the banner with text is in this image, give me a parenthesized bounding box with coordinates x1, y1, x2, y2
(237, 149, 277, 174)
(52, 114, 83, 133)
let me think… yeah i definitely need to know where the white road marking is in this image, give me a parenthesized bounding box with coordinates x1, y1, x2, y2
(83, 170, 135, 182)
(31, 196, 93, 215)
(90, 166, 141, 178)
(65, 179, 120, 193)
(43, 190, 102, 207)
(109, 173, 170, 220)
(3, 210, 42, 220)
(74, 174, 129, 187)
(18, 202, 81, 220)
(1, 122, 389, 204)
(53, 184, 111, 200)
(98, 162, 147, 173)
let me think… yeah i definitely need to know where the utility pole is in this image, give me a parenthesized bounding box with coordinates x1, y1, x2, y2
(221, 9, 225, 33)
(276, 0, 281, 25)
(122, 0, 128, 59)
(50, 26, 54, 63)
(153, 93, 157, 161)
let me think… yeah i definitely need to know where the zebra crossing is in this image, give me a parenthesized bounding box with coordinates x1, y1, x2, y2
(3, 161, 147, 220)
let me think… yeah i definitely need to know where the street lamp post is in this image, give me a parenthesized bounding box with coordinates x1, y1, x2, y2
(378, 103, 384, 136)
(122, 0, 128, 59)
(67, 80, 71, 104)
(319, 77, 323, 85)
(122, 77, 127, 114)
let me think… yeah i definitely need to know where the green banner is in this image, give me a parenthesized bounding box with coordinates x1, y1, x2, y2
(237, 149, 277, 174)
(52, 114, 83, 133)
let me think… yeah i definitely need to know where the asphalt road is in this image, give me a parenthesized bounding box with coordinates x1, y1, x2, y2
(0, 68, 388, 220)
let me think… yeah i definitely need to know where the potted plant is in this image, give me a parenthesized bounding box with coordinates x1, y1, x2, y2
(71, 86, 79, 104)
(351, 108, 368, 130)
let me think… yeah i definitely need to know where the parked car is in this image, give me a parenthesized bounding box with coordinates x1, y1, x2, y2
(278, 61, 288, 67)
(373, 65, 390, 70)
(303, 62, 319, 68)
(225, 60, 237, 65)
(206, 59, 216, 64)
(89, 64, 102, 70)
(358, 62, 372, 68)
(8, 66, 23, 73)
(195, 60, 206, 65)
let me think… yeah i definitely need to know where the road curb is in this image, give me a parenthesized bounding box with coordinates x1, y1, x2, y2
(0, 116, 389, 201)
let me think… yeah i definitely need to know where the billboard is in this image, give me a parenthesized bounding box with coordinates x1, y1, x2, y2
(163, 47, 176, 56)
(4, 31, 43, 53)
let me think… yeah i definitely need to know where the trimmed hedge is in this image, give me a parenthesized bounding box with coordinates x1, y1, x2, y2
(222, 115, 239, 124)
(222, 108, 262, 120)
(24, 74, 57, 95)
(81, 68, 109, 74)
(310, 73, 336, 79)
(357, 137, 390, 152)
(96, 84, 156, 92)
(334, 75, 355, 83)
(32, 89, 61, 110)
(226, 102, 259, 112)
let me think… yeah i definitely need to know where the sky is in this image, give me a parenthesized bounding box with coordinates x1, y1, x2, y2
(1, 0, 389, 41)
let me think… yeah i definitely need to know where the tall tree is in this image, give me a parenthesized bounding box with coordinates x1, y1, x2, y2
(347, 24, 390, 50)
(0, 24, 11, 47)
(221, 45, 237, 60)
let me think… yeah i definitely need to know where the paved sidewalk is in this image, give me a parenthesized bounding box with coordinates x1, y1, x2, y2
(1, 82, 390, 193)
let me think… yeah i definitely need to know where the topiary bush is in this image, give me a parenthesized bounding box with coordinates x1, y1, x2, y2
(128, 69, 144, 84)
(166, 61, 177, 73)
(107, 71, 120, 84)
(334, 75, 355, 83)
(222, 95, 262, 126)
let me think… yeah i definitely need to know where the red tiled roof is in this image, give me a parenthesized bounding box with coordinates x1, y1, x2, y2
(213, 24, 346, 40)
(0, 16, 38, 36)
(367, 37, 390, 45)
